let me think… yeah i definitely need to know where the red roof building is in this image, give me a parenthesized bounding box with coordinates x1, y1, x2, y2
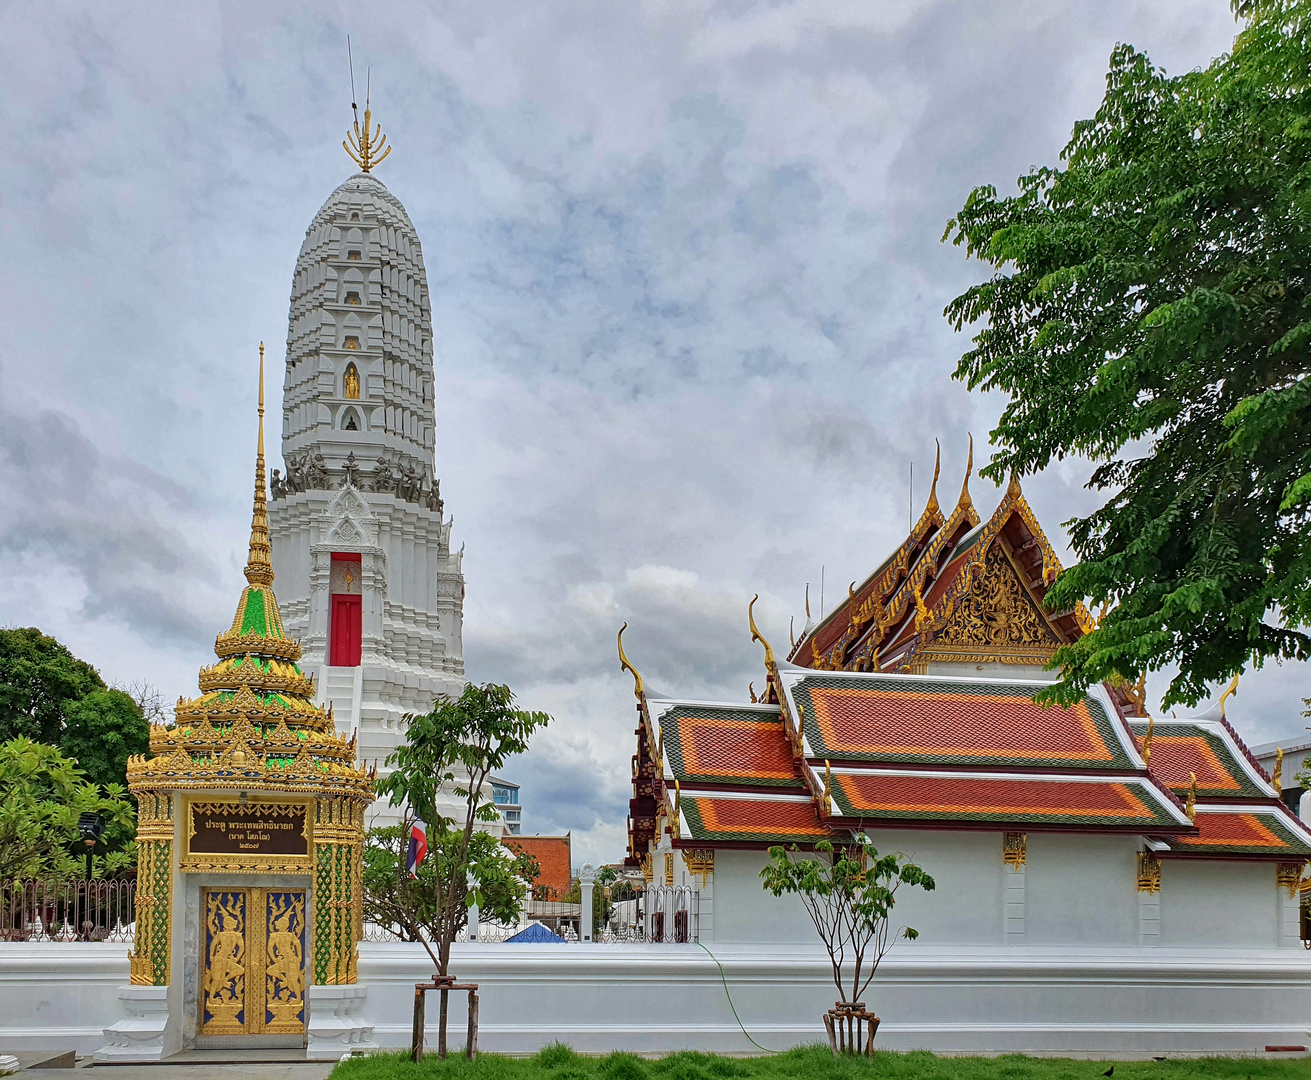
(617, 444, 1311, 953)
(504, 834, 573, 900)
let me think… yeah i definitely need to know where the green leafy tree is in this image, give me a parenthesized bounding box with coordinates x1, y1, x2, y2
(944, 1, 1311, 706)
(760, 838, 933, 1010)
(0, 737, 136, 880)
(363, 825, 540, 945)
(376, 681, 550, 1057)
(0, 628, 106, 744)
(61, 690, 150, 793)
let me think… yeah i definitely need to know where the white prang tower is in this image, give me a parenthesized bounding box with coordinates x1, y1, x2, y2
(268, 107, 465, 820)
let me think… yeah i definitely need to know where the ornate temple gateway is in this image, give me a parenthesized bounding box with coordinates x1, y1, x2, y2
(114, 352, 375, 1057)
(618, 442, 1311, 1051)
(267, 109, 465, 819)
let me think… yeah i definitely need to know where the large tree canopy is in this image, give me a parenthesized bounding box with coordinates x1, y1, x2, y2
(944, 0, 1311, 706)
(0, 628, 106, 745)
(62, 690, 151, 793)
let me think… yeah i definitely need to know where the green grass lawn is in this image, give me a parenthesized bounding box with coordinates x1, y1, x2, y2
(332, 1044, 1311, 1080)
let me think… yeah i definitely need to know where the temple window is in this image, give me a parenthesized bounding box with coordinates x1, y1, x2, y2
(350, 212, 360, 221)
(347, 250, 362, 261)
(343, 363, 361, 400)
(344, 291, 361, 306)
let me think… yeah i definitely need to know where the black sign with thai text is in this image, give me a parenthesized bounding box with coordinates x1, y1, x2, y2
(189, 803, 308, 857)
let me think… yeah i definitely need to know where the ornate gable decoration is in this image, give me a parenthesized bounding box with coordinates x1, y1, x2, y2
(317, 484, 381, 550)
(916, 540, 1062, 669)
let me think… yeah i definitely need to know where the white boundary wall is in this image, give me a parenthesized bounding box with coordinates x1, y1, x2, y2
(3, 941, 1310, 1058)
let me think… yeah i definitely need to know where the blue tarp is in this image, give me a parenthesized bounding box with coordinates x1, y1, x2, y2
(503, 922, 567, 943)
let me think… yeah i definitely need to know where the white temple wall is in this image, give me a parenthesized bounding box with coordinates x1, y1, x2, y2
(861, 829, 1004, 945)
(10, 941, 1311, 1058)
(1023, 833, 1140, 946)
(1158, 861, 1277, 948)
(709, 850, 812, 943)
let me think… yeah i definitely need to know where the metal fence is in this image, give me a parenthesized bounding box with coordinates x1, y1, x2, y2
(1, 879, 136, 942)
(362, 885, 699, 944)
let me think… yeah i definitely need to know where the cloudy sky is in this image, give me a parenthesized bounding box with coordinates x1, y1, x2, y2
(2, 1, 1303, 865)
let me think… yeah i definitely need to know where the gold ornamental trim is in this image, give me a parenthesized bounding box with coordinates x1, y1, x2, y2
(1137, 851, 1162, 894)
(1003, 832, 1026, 870)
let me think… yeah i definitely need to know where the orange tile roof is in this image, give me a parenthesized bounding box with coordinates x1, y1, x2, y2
(681, 794, 831, 844)
(831, 770, 1181, 828)
(790, 673, 1133, 769)
(658, 704, 805, 787)
(504, 835, 572, 899)
(1170, 809, 1311, 857)
(1127, 719, 1269, 799)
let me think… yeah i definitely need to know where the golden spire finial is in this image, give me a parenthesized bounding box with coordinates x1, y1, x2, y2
(957, 433, 974, 510)
(1006, 470, 1022, 501)
(748, 594, 776, 668)
(617, 623, 645, 700)
(1218, 672, 1240, 720)
(924, 438, 941, 517)
(244, 344, 275, 587)
(344, 107, 391, 172)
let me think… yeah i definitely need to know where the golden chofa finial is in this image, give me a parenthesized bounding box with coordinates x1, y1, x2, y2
(617, 623, 644, 700)
(345, 107, 391, 173)
(244, 343, 275, 587)
(1141, 714, 1154, 765)
(957, 432, 974, 511)
(1218, 672, 1240, 720)
(1186, 772, 1197, 822)
(924, 438, 941, 517)
(1272, 747, 1284, 793)
(748, 594, 776, 668)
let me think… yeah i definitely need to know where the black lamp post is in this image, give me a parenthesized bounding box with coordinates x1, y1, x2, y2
(77, 811, 104, 880)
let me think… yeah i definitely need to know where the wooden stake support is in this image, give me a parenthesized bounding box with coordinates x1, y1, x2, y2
(410, 975, 480, 1062)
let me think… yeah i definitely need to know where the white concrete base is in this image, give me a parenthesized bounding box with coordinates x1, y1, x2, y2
(95, 984, 170, 1062)
(306, 984, 378, 1060)
(4, 939, 1311, 1057)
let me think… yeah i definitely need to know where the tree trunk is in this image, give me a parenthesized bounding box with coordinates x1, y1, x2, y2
(438, 988, 449, 1060)
(410, 987, 425, 1063)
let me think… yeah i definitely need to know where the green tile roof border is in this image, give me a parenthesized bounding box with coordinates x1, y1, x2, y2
(1127, 717, 1273, 800)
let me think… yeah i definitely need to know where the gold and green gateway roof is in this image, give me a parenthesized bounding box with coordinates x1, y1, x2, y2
(128, 347, 371, 803)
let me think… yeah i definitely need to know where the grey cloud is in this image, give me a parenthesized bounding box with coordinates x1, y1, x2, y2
(3, 1, 1291, 866)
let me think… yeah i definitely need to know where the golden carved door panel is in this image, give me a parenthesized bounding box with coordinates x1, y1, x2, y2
(200, 888, 306, 1037)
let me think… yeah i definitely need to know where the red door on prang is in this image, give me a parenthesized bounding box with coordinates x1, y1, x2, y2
(330, 594, 361, 666)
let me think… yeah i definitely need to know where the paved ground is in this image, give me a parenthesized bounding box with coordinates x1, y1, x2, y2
(26, 1066, 333, 1080)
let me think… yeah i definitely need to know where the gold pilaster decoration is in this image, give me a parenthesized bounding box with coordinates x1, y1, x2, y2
(1186, 772, 1197, 822)
(1003, 832, 1026, 870)
(682, 849, 714, 886)
(128, 792, 173, 985)
(1277, 861, 1305, 899)
(1137, 851, 1162, 894)
(664, 852, 674, 886)
(672, 781, 681, 838)
(641, 852, 654, 884)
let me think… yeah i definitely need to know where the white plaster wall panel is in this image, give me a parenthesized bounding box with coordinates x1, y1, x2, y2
(862, 829, 1004, 945)
(709, 850, 813, 943)
(1158, 860, 1277, 947)
(1023, 833, 1139, 946)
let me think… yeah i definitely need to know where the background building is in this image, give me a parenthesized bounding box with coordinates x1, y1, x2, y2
(490, 775, 522, 835)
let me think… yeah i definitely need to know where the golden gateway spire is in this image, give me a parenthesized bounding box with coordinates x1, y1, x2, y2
(245, 343, 274, 587)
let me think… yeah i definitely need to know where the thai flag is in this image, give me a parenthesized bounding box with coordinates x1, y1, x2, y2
(406, 819, 428, 878)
